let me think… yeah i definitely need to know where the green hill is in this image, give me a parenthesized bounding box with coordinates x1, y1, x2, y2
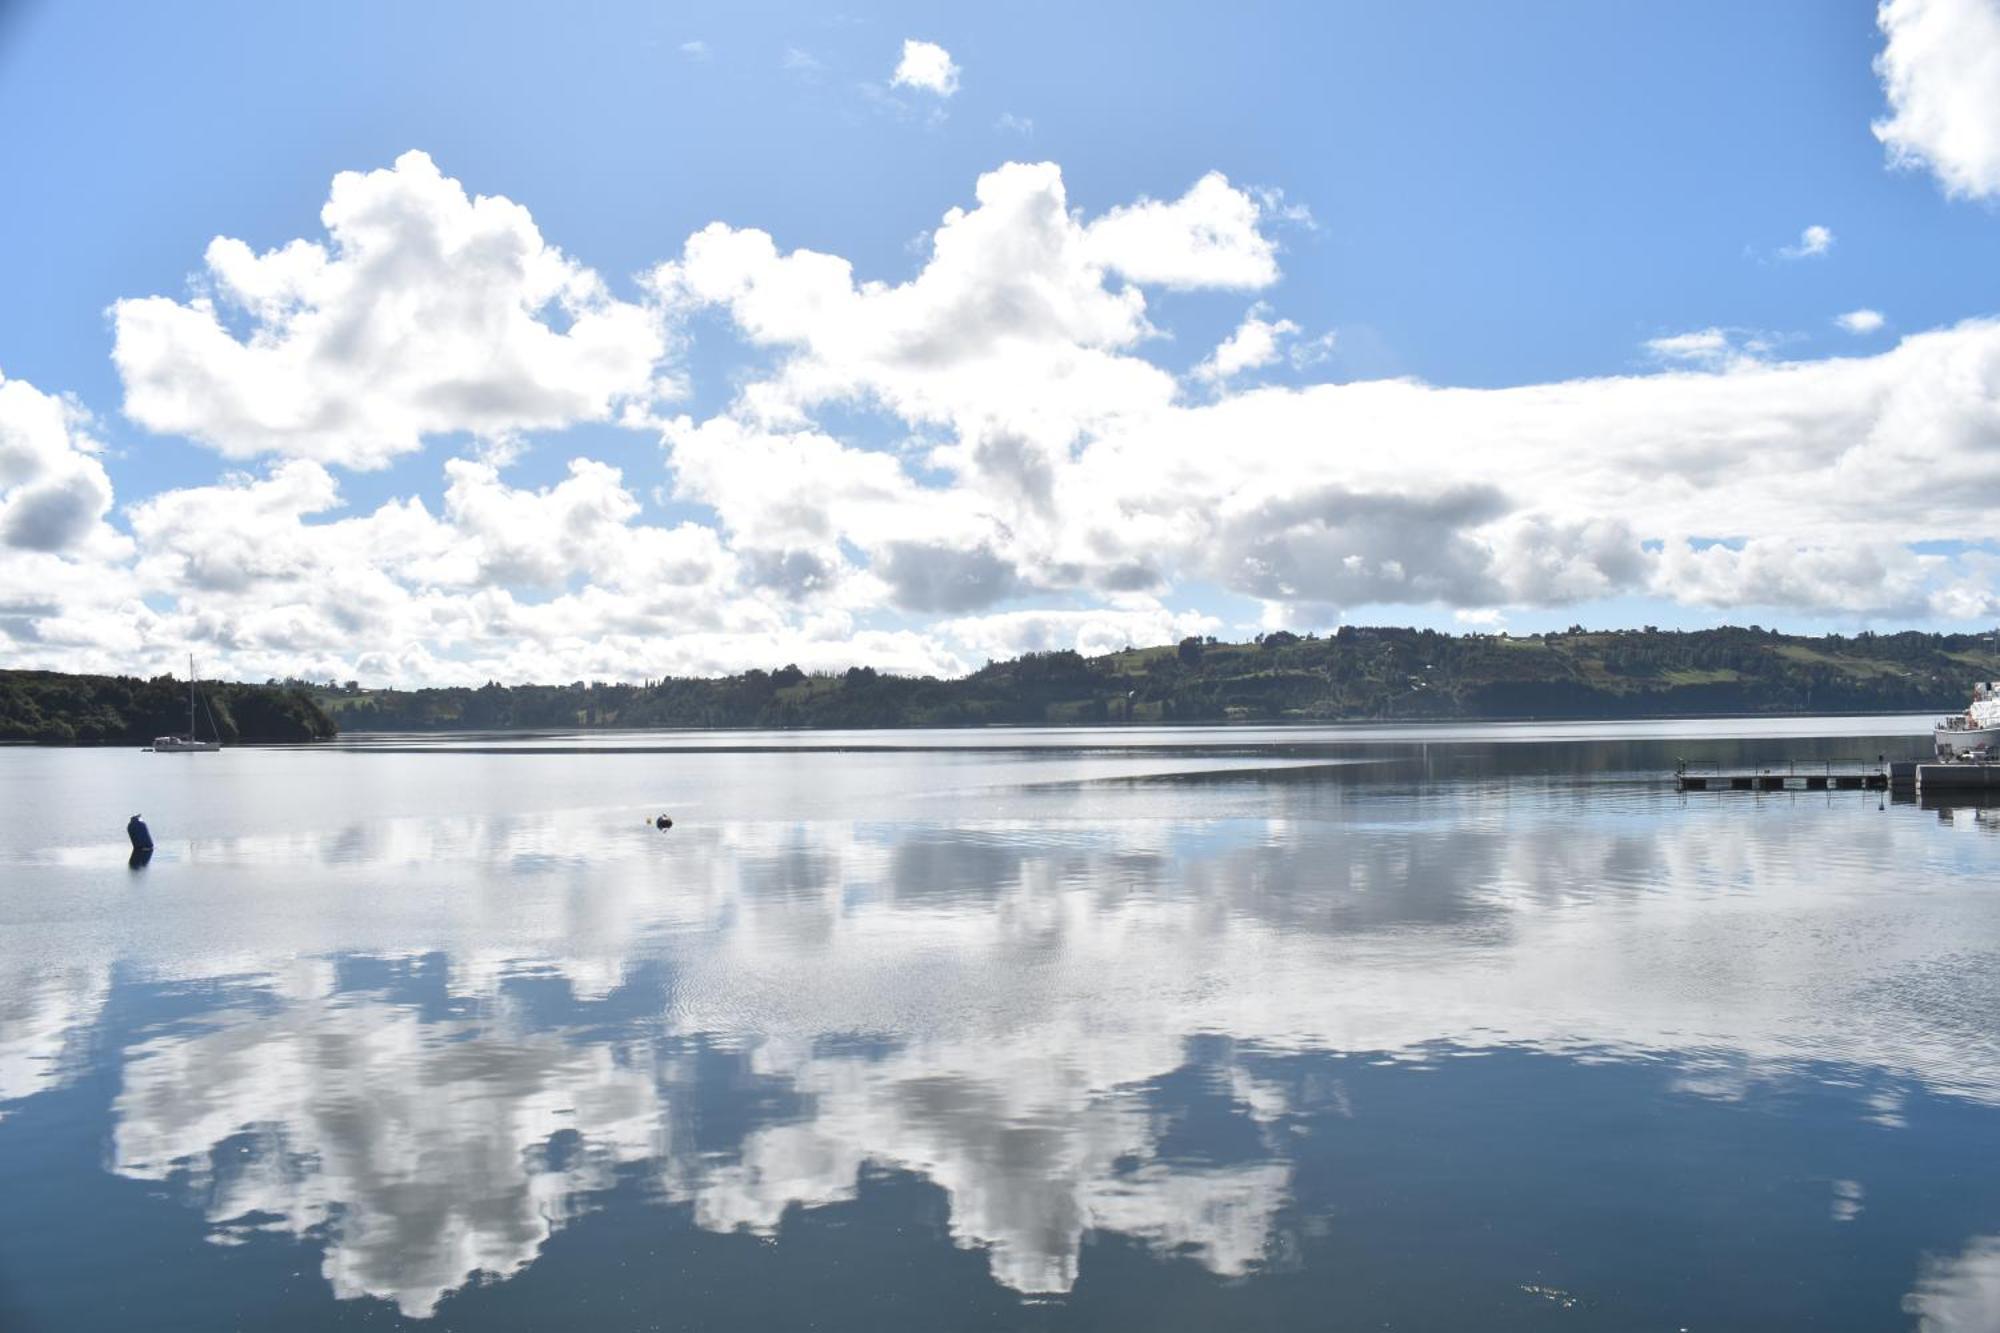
(312, 625, 1999, 732)
(0, 670, 338, 744)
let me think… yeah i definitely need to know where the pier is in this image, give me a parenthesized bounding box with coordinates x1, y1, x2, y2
(1917, 762, 2000, 793)
(1676, 757, 2000, 794)
(1675, 757, 1889, 792)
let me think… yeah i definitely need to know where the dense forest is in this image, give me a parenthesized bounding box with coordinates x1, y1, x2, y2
(0, 670, 338, 744)
(311, 625, 2000, 732)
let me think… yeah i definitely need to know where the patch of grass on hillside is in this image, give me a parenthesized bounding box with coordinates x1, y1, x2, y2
(1660, 668, 1742, 686)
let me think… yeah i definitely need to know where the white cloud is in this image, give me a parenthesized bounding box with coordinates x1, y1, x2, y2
(0, 371, 118, 554)
(1838, 307, 1888, 333)
(941, 607, 1221, 662)
(1644, 327, 1769, 368)
(995, 111, 1034, 135)
(1875, 0, 2000, 198)
(1082, 170, 1281, 290)
(1196, 306, 1302, 382)
(112, 150, 666, 468)
(1779, 223, 1835, 259)
(680, 39, 710, 60)
(16, 153, 2000, 687)
(1646, 329, 1732, 364)
(891, 38, 960, 96)
(651, 161, 1183, 504)
(1251, 185, 1317, 230)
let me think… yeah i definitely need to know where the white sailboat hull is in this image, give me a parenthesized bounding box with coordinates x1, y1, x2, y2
(149, 654, 223, 752)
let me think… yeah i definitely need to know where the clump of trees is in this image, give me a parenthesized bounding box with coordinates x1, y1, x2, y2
(0, 671, 337, 744)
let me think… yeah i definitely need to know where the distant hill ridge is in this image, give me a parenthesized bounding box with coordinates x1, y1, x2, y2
(301, 625, 1999, 733)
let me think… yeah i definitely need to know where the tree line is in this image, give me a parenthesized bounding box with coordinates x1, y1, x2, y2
(312, 625, 2000, 732)
(0, 670, 338, 744)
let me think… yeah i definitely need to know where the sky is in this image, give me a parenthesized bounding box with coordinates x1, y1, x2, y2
(3, 0, 2000, 686)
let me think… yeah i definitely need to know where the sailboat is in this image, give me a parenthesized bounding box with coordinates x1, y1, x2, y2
(151, 655, 222, 752)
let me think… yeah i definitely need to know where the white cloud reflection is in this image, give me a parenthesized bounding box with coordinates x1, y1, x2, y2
(0, 757, 1989, 1316)
(1906, 1233, 2000, 1332)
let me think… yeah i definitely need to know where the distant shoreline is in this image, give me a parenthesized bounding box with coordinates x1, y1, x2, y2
(9, 626, 1991, 743)
(0, 707, 1944, 751)
(310, 626, 1990, 734)
(330, 707, 1942, 734)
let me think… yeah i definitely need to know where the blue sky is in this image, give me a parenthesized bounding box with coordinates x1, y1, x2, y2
(2, 0, 1999, 682)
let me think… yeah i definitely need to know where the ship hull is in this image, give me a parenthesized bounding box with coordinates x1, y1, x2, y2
(1935, 725, 2000, 759)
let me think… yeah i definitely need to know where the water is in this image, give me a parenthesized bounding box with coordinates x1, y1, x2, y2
(2, 718, 1998, 1330)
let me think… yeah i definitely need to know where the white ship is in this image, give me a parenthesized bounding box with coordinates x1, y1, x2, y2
(1934, 681, 2000, 760)
(151, 655, 221, 753)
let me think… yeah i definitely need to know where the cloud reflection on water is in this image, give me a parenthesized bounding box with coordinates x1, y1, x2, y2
(3, 758, 1998, 1319)
(1905, 1234, 2000, 1332)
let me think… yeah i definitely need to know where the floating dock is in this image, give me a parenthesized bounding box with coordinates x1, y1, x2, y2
(1675, 758, 2000, 793)
(1675, 758, 1889, 792)
(1918, 762, 2000, 792)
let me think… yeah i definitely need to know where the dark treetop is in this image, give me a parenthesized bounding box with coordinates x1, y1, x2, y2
(0, 670, 338, 744)
(312, 625, 2000, 732)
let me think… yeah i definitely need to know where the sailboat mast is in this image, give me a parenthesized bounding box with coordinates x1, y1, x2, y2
(188, 653, 195, 738)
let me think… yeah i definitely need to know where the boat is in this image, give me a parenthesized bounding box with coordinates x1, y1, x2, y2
(151, 655, 222, 753)
(1934, 680, 2000, 760)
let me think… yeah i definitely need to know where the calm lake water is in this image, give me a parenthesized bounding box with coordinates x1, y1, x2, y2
(2, 718, 1998, 1330)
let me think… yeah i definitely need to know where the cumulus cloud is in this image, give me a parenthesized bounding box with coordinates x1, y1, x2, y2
(941, 607, 1221, 662)
(112, 150, 666, 468)
(1082, 171, 1280, 290)
(1195, 306, 1302, 382)
(1838, 308, 1888, 334)
(0, 371, 117, 554)
(875, 542, 1025, 613)
(1779, 223, 1835, 259)
(1644, 327, 1770, 368)
(1874, 0, 2000, 198)
(108, 450, 915, 686)
(15, 152, 2000, 687)
(891, 38, 960, 96)
(647, 162, 1286, 609)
